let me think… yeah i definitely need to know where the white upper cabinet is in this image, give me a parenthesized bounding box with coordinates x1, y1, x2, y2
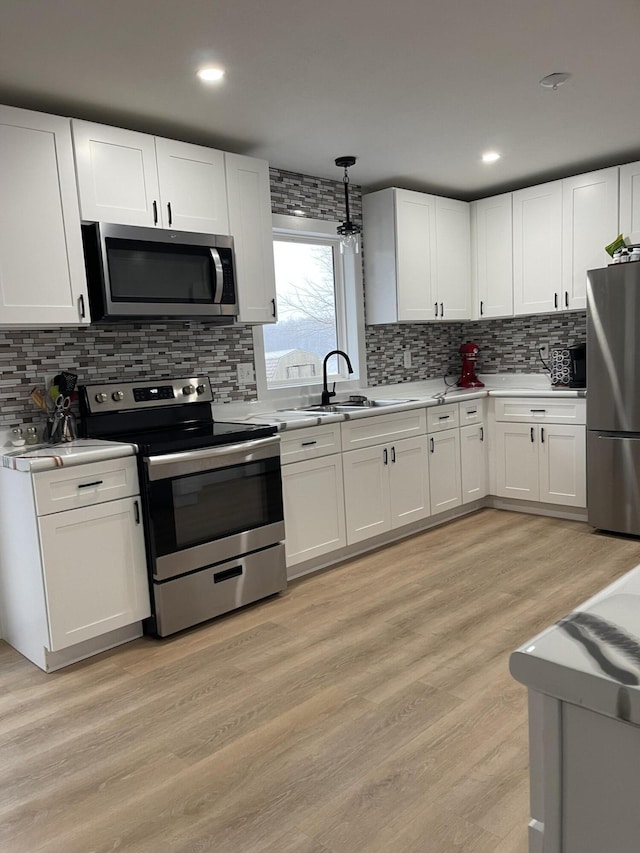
(619, 161, 640, 245)
(363, 188, 470, 323)
(471, 193, 513, 319)
(225, 153, 277, 323)
(434, 196, 471, 320)
(0, 106, 89, 326)
(562, 167, 618, 311)
(513, 180, 563, 316)
(72, 120, 229, 234)
(155, 138, 229, 234)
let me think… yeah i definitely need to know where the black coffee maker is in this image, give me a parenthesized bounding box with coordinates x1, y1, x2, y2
(569, 342, 586, 388)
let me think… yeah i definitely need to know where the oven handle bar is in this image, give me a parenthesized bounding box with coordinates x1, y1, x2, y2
(146, 435, 280, 481)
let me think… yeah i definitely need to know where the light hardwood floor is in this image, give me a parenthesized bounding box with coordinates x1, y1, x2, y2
(2, 508, 640, 852)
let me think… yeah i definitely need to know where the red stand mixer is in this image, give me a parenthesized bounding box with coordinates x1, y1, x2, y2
(457, 342, 484, 388)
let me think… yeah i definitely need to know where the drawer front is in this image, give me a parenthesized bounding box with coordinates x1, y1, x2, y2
(341, 408, 427, 450)
(33, 456, 139, 516)
(280, 423, 342, 464)
(459, 399, 486, 424)
(493, 397, 585, 425)
(427, 403, 459, 434)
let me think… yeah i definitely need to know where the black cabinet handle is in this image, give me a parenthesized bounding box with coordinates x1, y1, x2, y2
(467, 409, 477, 415)
(167, 202, 173, 226)
(134, 500, 140, 524)
(480, 300, 484, 316)
(78, 294, 86, 319)
(391, 446, 396, 463)
(153, 200, 158, 225)
(434, 302, 438, 317)
(554, 292, 558, 309)
(540, 427, 545, 443)
(440, 302, 444, 317)
(271, 298, 276, 318)
(480, 426, 484, 441)
(530, 427, 535, 442)
(301, 440, 317, 447)
(78, 480, 103, 489)
(438, 415, 450, 420)
(430, 437, 435, 453)
(383, 448, 388, 465)
(530, 409, 546, 413)
(214, 565, 243, 583)
(565, 291, 569, 308)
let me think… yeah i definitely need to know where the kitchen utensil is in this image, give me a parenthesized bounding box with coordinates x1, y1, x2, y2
(29, 387, 50, 413)
(54, 394, 71, 412)
(54, 372, 78, 396)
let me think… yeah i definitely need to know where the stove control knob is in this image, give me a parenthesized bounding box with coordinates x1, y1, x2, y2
(112, 391, 124, 402)
(182, 384, 196, 396)
(196, 384, 206, 395)
(95, 393, 108, 404)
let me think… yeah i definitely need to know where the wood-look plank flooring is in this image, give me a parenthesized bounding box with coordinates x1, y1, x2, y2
(2, 508, 640, 852)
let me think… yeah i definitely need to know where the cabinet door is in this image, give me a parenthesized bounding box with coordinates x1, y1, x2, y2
(495, 423, 539, 500)
(38, 497, 150, 651)
(225, 153, 277, 323)
(620, 161, 640, 245)
(428, 428, 462, 514)
(155, 138, 229, 234)
(472, 194, 513, 319)
(562, 168, 618, 311)
(0, 106, 88, 325)
(513, 181, 562, 315)
(72, 120, 160, 227)
(342, 445, 391, 544)
(435, 197, 471, 320)
(389, 436, 430, 528)
(539, 424, 586, 507)
(395, 189, 437, 321)
(460, 423, 487, 504)
(281, 454, 346, 568)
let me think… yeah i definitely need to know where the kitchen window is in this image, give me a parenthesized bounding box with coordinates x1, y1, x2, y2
(253, 215, 365, 400)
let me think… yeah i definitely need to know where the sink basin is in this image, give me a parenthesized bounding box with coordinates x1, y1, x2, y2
(281, 397, 419, 416)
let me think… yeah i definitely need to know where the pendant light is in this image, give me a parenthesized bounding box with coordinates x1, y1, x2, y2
(335, 156, 360, 253)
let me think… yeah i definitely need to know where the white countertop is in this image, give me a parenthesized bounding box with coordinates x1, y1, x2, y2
(212, 375, 585, 432)
(1, 439, 137, 473)
(510, 564, 640, 725)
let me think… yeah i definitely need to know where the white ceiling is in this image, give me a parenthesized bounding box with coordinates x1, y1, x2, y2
(2, 0, 640, 200)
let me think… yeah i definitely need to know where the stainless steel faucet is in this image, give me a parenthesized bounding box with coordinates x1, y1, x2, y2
(321, 349, 353, 405)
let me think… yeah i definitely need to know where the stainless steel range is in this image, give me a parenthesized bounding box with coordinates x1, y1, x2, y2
(80, 376, 286, 636)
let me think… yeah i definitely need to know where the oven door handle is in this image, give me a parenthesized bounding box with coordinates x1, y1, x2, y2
(145, 434, 281, 481)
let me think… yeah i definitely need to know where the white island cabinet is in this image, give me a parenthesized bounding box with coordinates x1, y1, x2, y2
(0, 105, 89, 326)
(0, 449, 150, 671)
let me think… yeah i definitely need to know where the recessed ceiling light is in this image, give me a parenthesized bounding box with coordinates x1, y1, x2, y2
(539, 72, 571, 90)
(197, 67, 225, 84)
(482, 151, 501, 164)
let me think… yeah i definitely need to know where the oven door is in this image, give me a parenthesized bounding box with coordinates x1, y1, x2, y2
(144, 436, 284, 581)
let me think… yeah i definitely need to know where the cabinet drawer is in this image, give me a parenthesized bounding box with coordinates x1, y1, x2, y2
(427, 402, 459, 433)
(341, 408, 426, 450)
(280, 423, 342, 464)
(459, 399, 486, 424)
(33, 456, 139, 516)
(493, 397, 585, 425)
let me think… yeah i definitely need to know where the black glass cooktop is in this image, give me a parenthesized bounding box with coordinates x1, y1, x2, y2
(109, 421, 277, 456)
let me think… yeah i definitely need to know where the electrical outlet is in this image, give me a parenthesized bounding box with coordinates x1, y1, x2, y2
(539, 344, 549, 361)
(403, 349, 412, 369)
(237, 363, 254, 385)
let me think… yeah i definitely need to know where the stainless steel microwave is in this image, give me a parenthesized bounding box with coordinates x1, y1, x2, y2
(81, 222, 238, 323)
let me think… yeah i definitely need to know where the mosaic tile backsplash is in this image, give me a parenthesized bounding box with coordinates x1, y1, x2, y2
(0, 162, 587, 431)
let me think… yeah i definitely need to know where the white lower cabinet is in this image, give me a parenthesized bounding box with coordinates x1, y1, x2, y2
(428, 428, 462, 514)
(343, 436, 430, 545)
(460, 423, 488, 504)
(281, 454, 346, 569)
(495, 422, 586, 507)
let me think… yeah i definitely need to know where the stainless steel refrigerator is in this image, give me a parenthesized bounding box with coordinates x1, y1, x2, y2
(587, 263, 640, 535)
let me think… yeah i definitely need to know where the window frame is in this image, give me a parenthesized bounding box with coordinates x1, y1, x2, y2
(253, 214, 366, 404)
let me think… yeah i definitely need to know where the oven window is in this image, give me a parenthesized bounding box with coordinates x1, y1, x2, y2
(107, 238, 214, 303)
(149, 457, 283, 557)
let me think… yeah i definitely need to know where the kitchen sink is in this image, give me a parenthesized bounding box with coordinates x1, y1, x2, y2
(282, 397, 419, 415)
